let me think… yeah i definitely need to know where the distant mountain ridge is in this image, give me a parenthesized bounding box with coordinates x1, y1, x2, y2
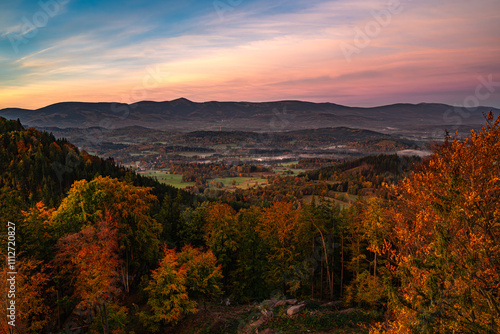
(1, 98, 497, 134)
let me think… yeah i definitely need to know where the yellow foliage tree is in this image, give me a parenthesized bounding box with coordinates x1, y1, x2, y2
(204, 203, 239, 271)
(258, 201, 305, 294)
(139, 247, 196, 332)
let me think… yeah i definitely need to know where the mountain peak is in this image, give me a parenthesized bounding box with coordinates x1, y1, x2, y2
(171, 97, 193, 104)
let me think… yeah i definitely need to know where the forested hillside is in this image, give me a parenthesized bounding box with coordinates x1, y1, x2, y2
(0, 117, 190, 211)
(0, 114, 499, 333)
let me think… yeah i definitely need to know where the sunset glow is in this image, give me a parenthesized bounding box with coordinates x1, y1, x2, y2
(1, 0, 499, 109)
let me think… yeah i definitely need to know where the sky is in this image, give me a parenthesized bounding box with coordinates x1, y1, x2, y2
(0, 0, 499, 109)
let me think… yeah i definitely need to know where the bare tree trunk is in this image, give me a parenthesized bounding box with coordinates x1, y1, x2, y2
(320, 259, 323, 299)
(103, 303, 110, 334)
(312, 237, 315, 299)
(57, 290, 61, 329)
(313, 222, 333, 300)
(122, 265, 129, 294)
(357, 240, 360, 279)
(330, 218, 335, 300)
(122, 251, 130, 293)
(100, 305, 106, 334)
(81, 201, 87, 221)
(340, 232, 344, 297)
(330, 244, 334, 300)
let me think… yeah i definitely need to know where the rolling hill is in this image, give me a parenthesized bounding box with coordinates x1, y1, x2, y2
(1, 98, 497, 135)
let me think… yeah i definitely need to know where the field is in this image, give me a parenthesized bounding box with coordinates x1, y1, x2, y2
(141, 172, 195, 188)
(280, 161, 299, 167)
(140, 171, 269, 190)
(273, 162, 307, 175)
(208, 176, 268, 190)
(275, 167, 307, 174)
(176, 152, 215, 158)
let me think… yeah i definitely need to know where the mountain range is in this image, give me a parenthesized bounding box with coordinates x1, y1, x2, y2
(1, 98, 497, 136)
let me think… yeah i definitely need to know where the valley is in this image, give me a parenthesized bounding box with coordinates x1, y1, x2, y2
(37, 125, 430, 193)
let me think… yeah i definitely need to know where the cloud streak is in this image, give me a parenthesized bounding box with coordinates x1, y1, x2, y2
(0, 0, 499, 109)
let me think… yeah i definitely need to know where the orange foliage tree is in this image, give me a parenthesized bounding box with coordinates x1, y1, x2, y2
(377, 113, 500, 333)
(55, 211, 122, 333)
(0, 255, 50, 333)
(52, 176, 161, 293)
(139, 247, 197, 332)
(19, 202, 55, 262)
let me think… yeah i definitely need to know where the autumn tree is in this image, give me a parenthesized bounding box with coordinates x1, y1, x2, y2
(0, 255, 50, 333)
(19, 202, 56, 263)
(258, 201, 307, 295)
(204, 203, 239, 283)
(376, 112, 500, 333)
(52, 176, 161, 292)
(345, 197, 388, 308)
(139, 247, 196, 332)
(177, 245, 223, 308)
(55, 211, 122, 333)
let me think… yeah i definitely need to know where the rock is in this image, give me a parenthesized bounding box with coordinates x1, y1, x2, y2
(285, 299, 298, 305)
(286, 304, 305, 316)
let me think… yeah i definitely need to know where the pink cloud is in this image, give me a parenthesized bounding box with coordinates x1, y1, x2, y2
(1, 0, 499, 109)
